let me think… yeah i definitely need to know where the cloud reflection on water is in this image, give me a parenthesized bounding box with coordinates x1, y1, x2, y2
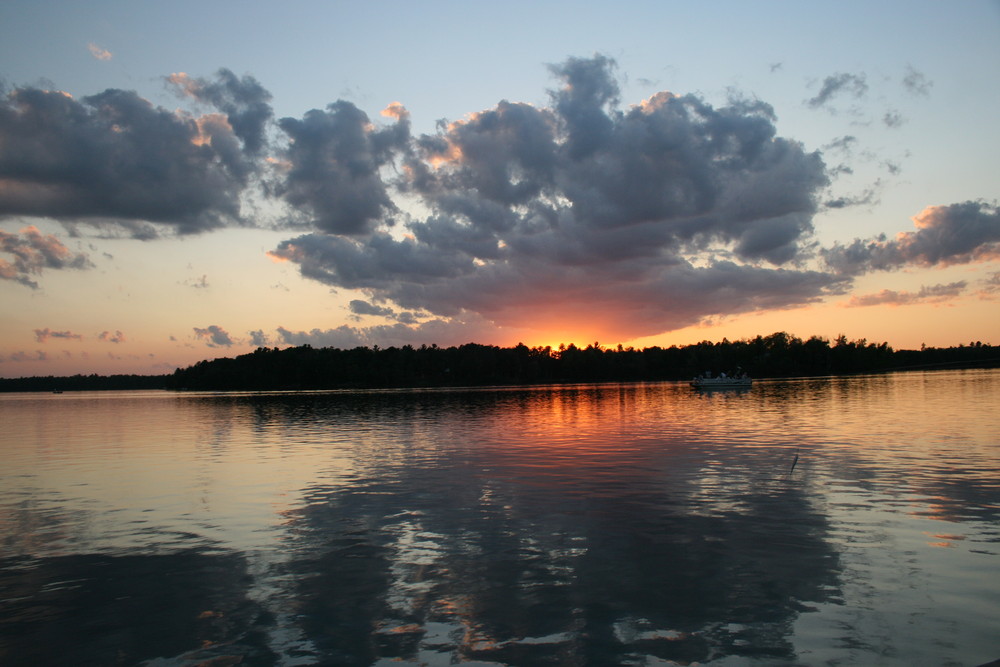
(264, 385, 842, 665)
(1, 371, 997, 665)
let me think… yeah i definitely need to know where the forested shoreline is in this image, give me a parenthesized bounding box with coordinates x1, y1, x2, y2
(0, 373, 169, 393)
(2, 333, 997, 392)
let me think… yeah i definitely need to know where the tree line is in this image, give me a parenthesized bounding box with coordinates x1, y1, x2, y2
(0, 373, 168, 393)
(1, 333, 996, 392)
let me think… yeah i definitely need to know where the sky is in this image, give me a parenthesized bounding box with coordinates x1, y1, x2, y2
(1, 0, 998, 377)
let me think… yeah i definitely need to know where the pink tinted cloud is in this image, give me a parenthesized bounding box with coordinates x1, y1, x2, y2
(4, 350, 49, 362)
(0, 226, 93, 288)
(824, 201, 1000, 275)
(846, 281, 967, 308)
(87, 43, 112, 61)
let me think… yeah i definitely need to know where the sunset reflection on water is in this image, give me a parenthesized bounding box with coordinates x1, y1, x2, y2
(1, 370, 998, 665)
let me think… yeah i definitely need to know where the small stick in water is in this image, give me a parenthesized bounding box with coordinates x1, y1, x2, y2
(789, 451, 799, 474)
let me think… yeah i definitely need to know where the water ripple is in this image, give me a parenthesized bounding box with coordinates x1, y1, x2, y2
(0, 371, 998, 665)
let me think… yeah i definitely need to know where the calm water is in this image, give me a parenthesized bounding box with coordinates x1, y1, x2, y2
(1, 370, 998, 666)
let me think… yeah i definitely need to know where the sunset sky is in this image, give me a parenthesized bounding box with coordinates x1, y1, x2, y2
(1, 0, 998, 377)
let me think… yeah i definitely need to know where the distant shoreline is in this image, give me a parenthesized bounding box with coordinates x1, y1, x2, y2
(2, 333, 996, 392)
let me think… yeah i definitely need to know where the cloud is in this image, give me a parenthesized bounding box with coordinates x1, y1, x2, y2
(276, 324, 365, 348)
(979, 271, 1000, 299)
(0, 225, 94, 288)
(34, 328, 83, 343)
(902, 65, 933, 97)
(345, 299, 426, 325)
(98, 330, 126, 343)
(349, 299, 396, 318)
(823, 200, 1000, 275)
(275, 314, 528, 349)
(167, 69, 273, 155)
(806, 72, 868, 110)
(87, 43, 112, 61)
(0, 83, 259, 235)
(271, 55, 841, 342)
(846, 281, 967, 307)
(548, 54, 620, 159)
(903, 202, 1000, 264)
(824, 181, 882, 210)
(193, 324, 234, 347)
(824, 136, 857, 154)
(0, 350, 49, 363)
(183, 274, 209, 289)
(882, 110, 905, 128)
(274, 100, 410, 235)
(2, 56, 989, 348)
(248, 329, 271, 347)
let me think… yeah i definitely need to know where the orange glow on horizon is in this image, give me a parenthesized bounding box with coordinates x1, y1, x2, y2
(498, 319, 624, 352)
(509, 327, 617, 353)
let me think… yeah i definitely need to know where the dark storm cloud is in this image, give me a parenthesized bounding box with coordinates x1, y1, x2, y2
(806, 72, 868, 109)
(273, 55, 840, 340)
(823, 200, 1000, 275)
(275, 101, 410, 235)
(0, 85, 252, 235)
(0, 225, 93, 288)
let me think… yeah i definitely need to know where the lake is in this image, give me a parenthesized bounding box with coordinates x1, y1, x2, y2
(1, 370, 998, 666)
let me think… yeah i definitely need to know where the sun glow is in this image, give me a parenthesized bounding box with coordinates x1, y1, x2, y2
(523, 328, 604, 353)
